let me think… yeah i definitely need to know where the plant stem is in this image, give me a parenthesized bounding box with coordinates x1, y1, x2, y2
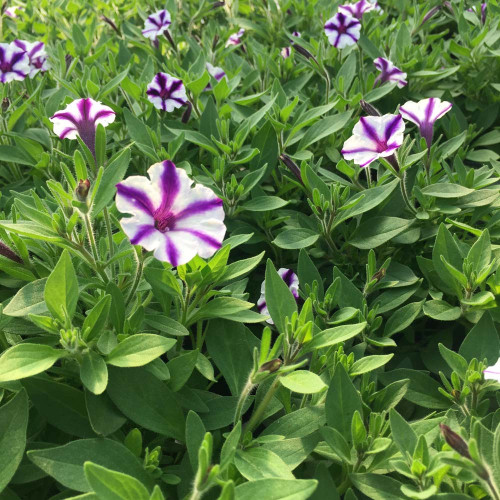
(84, 213, 99, 263)
(234, 376, 255, 424)
(245, 376, 281, 435)
(125, 247, 143, 307)
(400, 170, 417, 215)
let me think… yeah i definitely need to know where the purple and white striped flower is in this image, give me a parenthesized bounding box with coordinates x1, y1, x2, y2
(468, 3, 487, 25)
(142, 10, 171, 41)
(281, 31, 301, 59)
(324, 13, 361, 49)
(257, 268, 299, 324)
(49, 98, 115, 155)
(484, 358, 500, 383)
(399, 97, 452, 149)
(4, 5, 22, 18)
(342, 114, 405, 167)
(207, 62, 226, 83)
(374, 58, 407, 88)
(13, 40, 49, 77)
(146, 72, 187, 112)
(0, 43, 30, 83)
(338, 0, 375, 19)
(226, 28, 245, 47)
(116, 160, 226, 267)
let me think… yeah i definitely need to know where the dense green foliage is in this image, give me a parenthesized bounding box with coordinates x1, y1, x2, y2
(0, 0, 500, 499)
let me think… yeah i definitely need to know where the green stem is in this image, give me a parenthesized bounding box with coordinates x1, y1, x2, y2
(245, 376, 281, 435)
(400, 171, 417, 215)
(84, 213, 99, 262)
(125, 248, 143, 307)
(234, 376, 255, 424)
(103, 207, 115, 276)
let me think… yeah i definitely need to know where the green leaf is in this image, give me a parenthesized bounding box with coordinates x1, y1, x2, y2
(235, 478, 317, 500)
(44, 249, 79, 322)
(298, 249, 324, 299)
(166, 349, 199, 391)
(80, 351, 108, 395)
(389, 408, 417, 457)
(106, 334, 176, 368)
(350, 354, 393, 376)
(186, 411, 206, 471)
(241, 196, 288, 212)
(0, 389, 29, 491)
(0, 344, 61, 382)
(218, 252, 265, 283)
(221, 421, 242, 470)
(107, 367, 185, 441)
(349, 217, 414, 249)
(384, 302, 423, 337)
(350, 473, 404, 500)
(85, 391, 127, 437)
(436, 131, 467, 161)
(438, 344, 468, 378)
(144, 315, 189, 337)
(265, 260, 298, 333)
(28, 439, 153, 493)
(421, 182, 473, 198)
(302, 323, 366, 353)
(423, 300, 461, 321)
(297, 111, 352, 151)
(326, 364, 362, 445)
(273, 228, 320, 250)
(459, 313, 499, 365)
(235, 448, 294, 480)
(280, 370, 327, 394)
(467, 229, 491, 274)
(321, 426, 352, 463)
(84, 462, 149, 500)
(3, 278, 48, 317)
(0, 145, 36, 166)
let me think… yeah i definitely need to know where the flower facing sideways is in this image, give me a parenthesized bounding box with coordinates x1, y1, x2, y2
(324, 13, 361, 49)
(281, 31, 301, 59)
(374, 57, 407, 88)
(147, 72, 187, 112)
(484, 358, 500, 383)
(205, 63, 226, 90)
(13, 40, 49, 77)
(399, 97, 452, 149)
(338, 0, 375, 19)
(142, 10, 171, 41)
(257, 269, 299, 324)
(0, 42, 30, 83)
(5, 6, 23, 18)
(49, 98, 115, 155)
(116, 161, 226, 267)
(226, 28, 245, 47)
(342, 114, 405, 167)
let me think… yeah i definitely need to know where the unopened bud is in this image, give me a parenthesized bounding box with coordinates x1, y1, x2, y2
(280, 154, 303, 184)
(439, 424, 471, 459)
(0, 240, 22, 263)
(2, 97, 9, 112)
(65, 54, 73, 71)
(164, 30, 177, 52)
(360, 100, 381, 117)
(259, 358, 282, 373)
(182, 101, 192, 123)
(101, 15, 120, 35)
(210, 1, 225, 10)
(293, 43, 313, 60)
(75, 179, 91, 202)
(371, 268, 386, 282)
(212, 34, 219, 51)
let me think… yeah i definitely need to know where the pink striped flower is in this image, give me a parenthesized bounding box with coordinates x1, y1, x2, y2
(324, 13, 361, 49)
(13, 40, 49, 77)
(399, 97, 452, 149)
(0, 42, 30, 83)
(484, 358, 500, 383)
(142, 10, 171, 41)
(116, 161, 226, 267)
(338, 0, 375, 19)
(342, 114, 405, 167)
(374, 58, 407, 88)
(257, 268, 299, 324)
(49, 98, 115, 155)
(146, 72, 187, 112)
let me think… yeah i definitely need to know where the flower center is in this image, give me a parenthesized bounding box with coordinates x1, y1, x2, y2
(376, 140, 388, 152)
(154, 210, 176, 233)
(0, 62, 11, 73)
(159, 88, 171, 100)
(337, 24, 347, 34)
(33, 58, 44, 69)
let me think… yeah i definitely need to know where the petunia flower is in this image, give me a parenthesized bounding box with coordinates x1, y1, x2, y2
(338, 0, 375, 19)
(146, 72, 187, 112)
(0, 42, 30, 83)
(116, 160, 226, 267)
(468, 3, 487, 24)
(484, 358, 500, 383)
(142, 10, 171, 41)
(257, 268, 299, 324)
(49, 98, 116, 155)
(281, 31, 301, 59)
(205, 62, 226, 90)
(342, 114, 405, 167)
(399, 97, 452, 149)
(226, 28, 245, 47)
(373, 57, 407, 88)
(324, 13, 361, 49)
(13, 40, 49, 77)
(5, 5, 22, 17)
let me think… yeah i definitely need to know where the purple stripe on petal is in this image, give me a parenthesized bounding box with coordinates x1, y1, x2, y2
(51, 111, 79, 125)
(159, 160, 180, 212)
(165, 235, 179, 266)
(400, 107, 421, 125)
(94, 109, 115, 120)
(130, 225, 156, 244)
(384, 115, 402, 141)
(175, 198, 223, 221)
(116, 184, 156, 216)
(178, 229, 222, 248)
(257, 300, 267, 312)
(60, 126, 77, 139)
(359, 117, 380, 142)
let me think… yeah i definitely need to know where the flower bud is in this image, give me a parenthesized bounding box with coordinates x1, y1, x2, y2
(259, 358, 282, 373)
(280, 154, 303, 184)
(101, 15, 120, 35)
(182, 101, 192, 123)
(2, 97, 9, 113)
(75, 179, 91, 202)
(360, 100, 381, 117)
(0, 241, 22, 263)
(371, 268, 386, 282)
(210, 1, 225, 10)
(65, 54, 73, 71)
(293, 43, 314, 60)
(439, 424, 471, 459)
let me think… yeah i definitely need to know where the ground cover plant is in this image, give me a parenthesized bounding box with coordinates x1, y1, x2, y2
(0, 0, 499, 498)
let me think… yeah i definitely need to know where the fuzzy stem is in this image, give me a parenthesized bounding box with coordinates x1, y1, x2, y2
(245, 376, 281, 435)
(234, 376, 255, 424)
(125, 247, 144, 307)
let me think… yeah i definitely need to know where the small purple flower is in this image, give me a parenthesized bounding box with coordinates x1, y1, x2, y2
(342, 114, 405, 168)
(116, 160, 226, 267)
(324, 13, 361, 49)
(0, 42, 30, 83)
(468, 3, 487, 24)
(373, 58, 407, 88)
(205, 63, 226, 91)
(49, 98, 116, 155)
(146, 72, 187, 112)
(484, 358, 500, 382)
(338, 0, 375, 19)
(281, 31, 301, 59)
(399, 97, 452, 149)
(142, 10, 171, 41)
(226, 28, 245, 47)
(257, 268, 299, 324)
(5, 5, 22, 18)
(13, 40, 49, 77)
